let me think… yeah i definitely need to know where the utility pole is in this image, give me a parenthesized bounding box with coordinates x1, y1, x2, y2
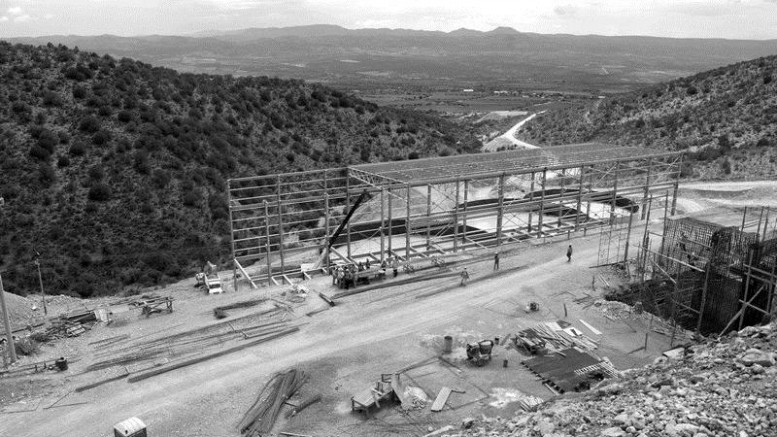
(0, 273, 18, 364)
(34, 260, 47, 315)
(32, 249, 47, 315)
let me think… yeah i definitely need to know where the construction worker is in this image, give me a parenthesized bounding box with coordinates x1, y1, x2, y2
(460, 268, 470, 286)
(392, 257, 399, 277)
(493, 252, 500, 271)
(566, 245, 573, 262)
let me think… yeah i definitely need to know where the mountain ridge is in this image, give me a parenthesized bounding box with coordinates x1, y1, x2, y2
(8, 26, 777, 93)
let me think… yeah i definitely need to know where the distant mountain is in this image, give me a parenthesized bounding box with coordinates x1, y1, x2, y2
(9, 25, 777, 93)
(0, 42, 480, 297)
(517, 55, 777, 179)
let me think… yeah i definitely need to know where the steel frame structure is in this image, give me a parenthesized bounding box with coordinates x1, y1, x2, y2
(642, 206, 777, 335)
(228, 143, 683, 285)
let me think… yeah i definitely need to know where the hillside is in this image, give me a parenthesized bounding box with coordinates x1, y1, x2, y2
(0, 42, 480, 297)
(518, 55, 777, 179)
(437, 322, 777, 437)
(12, 26, 777, 93)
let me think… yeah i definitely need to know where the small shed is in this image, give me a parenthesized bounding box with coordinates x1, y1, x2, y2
(114, 417, 147, 437)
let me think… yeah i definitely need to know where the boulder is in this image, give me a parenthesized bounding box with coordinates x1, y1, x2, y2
(739, 349, 774, 367)
(600, 426, 626, 437)
(537, 418, 556, 436)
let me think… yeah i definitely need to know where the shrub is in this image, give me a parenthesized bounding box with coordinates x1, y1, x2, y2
(88, 183, 112, 201)
(88, 165, 105, 181)
(92, 129, 111, 145)
(72, 85, 87, 99)
(720, 158, 732, 175)
(42, 90, 63, 107)
(57, 155, 70, 167)
(69, 141, 87, 156)
(182, 190, 200, 207)
(29, 145, 52, 161)
(37, 164, 57, 187)
(151, 169, 171, 189)
(78, 115, 101, 133)
(117, 110, 133, 123)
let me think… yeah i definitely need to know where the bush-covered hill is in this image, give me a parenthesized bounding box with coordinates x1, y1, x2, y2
(518, 55, 777, 179)
(0, 42, 480, 297)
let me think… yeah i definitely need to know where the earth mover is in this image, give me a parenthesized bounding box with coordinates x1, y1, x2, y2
(466, 340, 494, 366)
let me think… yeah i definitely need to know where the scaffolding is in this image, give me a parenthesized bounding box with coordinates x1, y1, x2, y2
(637, 206, 777, 335)
(228, 143, 683, 285)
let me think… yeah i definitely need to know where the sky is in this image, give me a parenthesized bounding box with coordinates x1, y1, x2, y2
(1, 0, 777, 40)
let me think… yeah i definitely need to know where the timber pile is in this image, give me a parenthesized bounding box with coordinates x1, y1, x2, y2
(35, 318, 92, 341)
(239, 369, 308, 437)
(88, 306, 292, 372)
(213, 298, 268, 319)
(518, 322, 599, 352)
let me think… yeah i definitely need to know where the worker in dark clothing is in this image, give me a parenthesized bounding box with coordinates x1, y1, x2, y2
(392, 257, 399, 278)
(460, 268, 470, 286)
(566, 245, 573, 262)
(493, 252, 500, 271)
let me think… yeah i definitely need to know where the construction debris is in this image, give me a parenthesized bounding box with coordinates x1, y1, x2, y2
(512, 321, 599, 352)
(239, 369, 308, 437)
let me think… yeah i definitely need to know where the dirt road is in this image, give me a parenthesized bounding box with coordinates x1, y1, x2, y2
(483, 113, 542, 151)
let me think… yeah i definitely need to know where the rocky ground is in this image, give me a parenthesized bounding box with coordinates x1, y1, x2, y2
(437, 323, 777, 437)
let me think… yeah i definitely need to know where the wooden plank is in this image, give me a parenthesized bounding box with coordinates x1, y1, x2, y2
(391, 374, 407, 406)
(233, 259, 258, 289)
(271, 276, 280, 286)
(431, 387, 452, 412)
(578, 319, 602, 336)
(282, 275, 293, 285)
(317, 292, 336, 307)
(329, 247, 352, 264)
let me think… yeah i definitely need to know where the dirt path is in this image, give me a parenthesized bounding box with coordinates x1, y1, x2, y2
(483, 113, 542, 151)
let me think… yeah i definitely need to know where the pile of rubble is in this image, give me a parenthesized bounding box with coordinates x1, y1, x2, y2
(433, 322, 777, 437)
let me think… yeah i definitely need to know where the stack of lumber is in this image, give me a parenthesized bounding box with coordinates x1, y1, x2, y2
(518, 395, 544, 412)
(519, 322, 599, 352)
(36, 319, 92, 341)
(239, 369, 308, 437)
(213, 298, 268, 319)
(88, 307, 293, 372)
